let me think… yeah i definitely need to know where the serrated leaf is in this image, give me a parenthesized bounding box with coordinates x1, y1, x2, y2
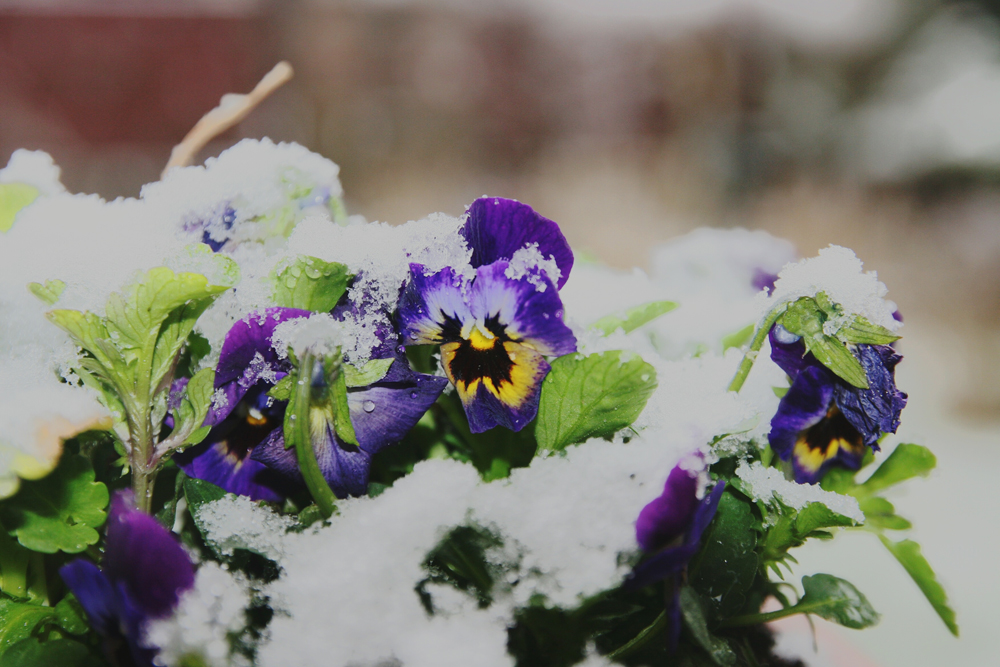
(794, 502, 858, 535)
(858, 496, 912, 531)
(343, 358, 394, 387)
(0, 183, 39, 233)
(857, 444, 935, 495)
(879, 536, 958, 636)
(268, 374, 294, 401)
(46, 310, 119, 380)
(679, 587, 736, 666)
(0, 455, 109, 554)
(804, 334, 868, 389)
(798, 574, 879, 629)
(27, 279, 65, 306)
(535, 351, 657, 451)
(161, 368, 216, 455)
(591, 300, 677, 336)
(0, 599, 56, 654)
(689, 491, 759, 616)
(272, 255, 351, 312)
(837, 316, 901, 346)
(721, 323, 754, 351)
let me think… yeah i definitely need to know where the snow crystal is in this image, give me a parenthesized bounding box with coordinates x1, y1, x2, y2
(505, 243, 561, 291)
(767, 245, 900, 332)
(0, 149, 65, 195)
(147, 562, 249, 667)
(194, 494, 295, 562)
(271, 312, 344, 360)
(735, 460, 864, 523)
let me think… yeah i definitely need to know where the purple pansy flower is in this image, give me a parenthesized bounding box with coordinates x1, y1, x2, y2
(397, 198, 577, 433)
(768, 326, 908, 484)
(626, 462, 726, 651)
(176, 307, 448, 499)
(60, 491, 195, 667)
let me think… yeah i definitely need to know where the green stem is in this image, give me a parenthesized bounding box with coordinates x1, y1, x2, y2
(0, 527, 30, 598)
(727, 305, 787, 393)
(606, 610, 667, 661)
(720, 600, 828, 628)
(27, 552, 48, 605)
(289, 351, 338, 519)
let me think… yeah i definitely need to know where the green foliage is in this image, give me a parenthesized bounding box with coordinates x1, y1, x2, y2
(591, 300, 677, 336)
(813, 292, 899, 345)
(0, 455, 108, 554)
(535, 351, 657, 451)
(0, 598, 58, 653)
(689, 491, 759, 616)
(162, 368, 215, 452)
(679, 587, 736, 666)
(778, 296, 869, 388)
(856, 444, 935, 495)
(507, 604, 587, 667)
(27, 279, 66, 306)
(760, 501, 857, 575)
(879, 536, 958, 636)
(0, 182, 39, 232)
(343, 358, 394, 387)
(416, 525, 502, 612)
(0, 637, 103, 667)
(272, 255, 351, 312)
(721, 324, 754, 351)
(796, 574, 880, 629)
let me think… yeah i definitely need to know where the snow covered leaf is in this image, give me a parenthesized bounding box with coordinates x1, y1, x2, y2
(272, 255, 351, 312)
(0, 182, 39, 233)
(878, 536, 958, 636)
(591, 300, 677, 336)
(797, 574, 880, 629)
(0, 455, 108, 554)
(856, 444, 935, 495)
(535, 351, 657, 451)
(837, 316, 900, 346)
(343, 358, 394, 387)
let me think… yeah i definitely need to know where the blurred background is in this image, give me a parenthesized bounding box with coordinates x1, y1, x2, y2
(0, 0, 996, 665)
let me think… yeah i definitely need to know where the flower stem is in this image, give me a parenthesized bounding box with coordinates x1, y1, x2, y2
(727, 304, 787, 393)
(288, 351, 338, 519)
(605, 610, 667, 661)
(719, 599, 828, 628)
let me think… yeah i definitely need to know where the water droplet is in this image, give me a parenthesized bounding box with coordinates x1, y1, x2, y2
(362, 400, 376, 413)
(297, 380, 305, 385)
(410, 391, 418, 399)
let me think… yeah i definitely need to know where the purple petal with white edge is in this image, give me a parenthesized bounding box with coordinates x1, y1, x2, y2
(209, 307, 311, 425)
(59, 560, 117, 637)
(768, 326, 810, 380)
(397, 265, 474, 345)
(349, 373, 448, 455)
(462, 197, 574, 289)
(102, 491, 194, 619)
(635, 464, 699, 553)
(470, 261, 576, 357)
(833, 344, 907, 447)
(768, 365, 836, 461)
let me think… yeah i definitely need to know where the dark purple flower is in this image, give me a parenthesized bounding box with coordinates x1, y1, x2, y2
(751, 268, 779, 294)
(768, 327, 907, 484)
(60, 491, 195, 667)
(176, 307, 448, 499)
(461, 197, 574, 289)
(397, 261, 576, 433)
(626, 463, 726, 651)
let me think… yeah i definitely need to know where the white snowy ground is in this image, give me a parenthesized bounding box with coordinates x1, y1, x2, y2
(773, 321, 1000, 667)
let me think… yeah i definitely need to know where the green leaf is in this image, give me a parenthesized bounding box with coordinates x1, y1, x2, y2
(0, 599, 56, 654)
(0, 183, 39, 233)
(164, 368, 216, 452)
(721, 323, 754, 351)
(0, 455, 109, 554)
(591, 300, 677, 336)
(331, 363, 358, 447)
(794, 502, 858, 535)
(183, 476, 227, 510)
(343, 358, 394, 387)
(879, 536, 958, 636)
(837, 316, 900, 346)
(857, 444, 935, 496)
(272, 255, 351, 312)
(54, 595, 89, 636)
(46, 310, 120, 383)
(27, 279, 65, 306)
(689, 491, 759, 616)
(780, 298, 824, 337)
(771, 386, 788, 398)
(536, 351, 657, 451)
(858, 496, 911, 531)
(679, 587, 736, 666)
(0, 637, 103, 667)
(804, 334, 868, 389)
(268, 374, 294, 401)
(798, 574, 880, 629)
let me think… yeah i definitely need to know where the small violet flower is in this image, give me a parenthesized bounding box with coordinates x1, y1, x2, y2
(768, 325, 908, 484)
(175, 307, 448, 499)
(625, 462, 726, 651)
(397, 197, 577, 433)
(60, 491, 195, 667)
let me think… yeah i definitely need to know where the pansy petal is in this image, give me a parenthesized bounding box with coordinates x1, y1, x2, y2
(635, 465, 699, 553)
(685, 481, 726, 546)
(624, 543, 700, 590)
(249, 428, 299, 479)
(102, 492, 194, 619)
(59, 560, 117, 637)
(211, 307, 311, 423)
(443, 340, 549, 433)
(768, 327, 810, 380)
(174, 438, 291, 502)
(349, 373, 448, 455)
(398, 265, 474, 345)
(312, 430, 372, 498)
(768, 365, 836, 462)
(470, 261, 576, 357)
(462, 197, 573, 289)
(834, 344, 907, 446)
(790, 408, 867, 484)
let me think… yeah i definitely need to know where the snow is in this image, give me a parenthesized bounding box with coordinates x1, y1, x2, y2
(505, 242, 561, 291)
(736, 460, 864, 523)
(271, 312, 345, 360)
(0, 149, 65, 196)
(194, 495, 296, 562)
